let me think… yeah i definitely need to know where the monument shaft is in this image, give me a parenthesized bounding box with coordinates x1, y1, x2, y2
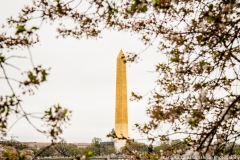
(115, 50, 128, 139)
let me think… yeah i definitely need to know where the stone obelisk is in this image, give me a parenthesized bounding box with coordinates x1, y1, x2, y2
(114, 50, 128, 151)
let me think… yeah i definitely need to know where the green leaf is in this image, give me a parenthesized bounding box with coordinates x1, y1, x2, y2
(63, 109, 68, 116)
(188, 119, 196, 127)
(0, 55, 5, 62)
(131, 3, 136, 11)
(207, 16, 214, 22)
(1, 108, 5, 113)
(209, 4, 213, 11)
(87, 151, 93, 156)
(140, 5, 147, 12)
(31, 26, 39, 30)
(41, 69, 48, 82)
(199, 60, 210, 66)
(231, 0, 236, 4)
(156, 63, 163, 71)
(196, 35, 203, 42)
(15, 25, 26, 35)
(219, 35, 224, 42)
(170, 57, 179, 63)
(152, 0, 161, 5)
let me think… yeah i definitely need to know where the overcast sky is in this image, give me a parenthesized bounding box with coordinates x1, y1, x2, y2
(0, 0, 165, 143)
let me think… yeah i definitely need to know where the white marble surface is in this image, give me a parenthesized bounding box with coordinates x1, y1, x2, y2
(114, 139, 126, 152)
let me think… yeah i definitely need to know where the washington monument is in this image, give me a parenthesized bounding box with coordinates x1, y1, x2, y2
(114, 50, 128, 150)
